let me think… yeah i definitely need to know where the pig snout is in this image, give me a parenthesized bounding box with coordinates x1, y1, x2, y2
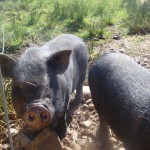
(24, 104, 51, 131)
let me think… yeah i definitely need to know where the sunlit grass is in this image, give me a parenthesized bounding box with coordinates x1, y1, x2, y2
(122, 0, 150, 34)
(0, 0, 125, 53)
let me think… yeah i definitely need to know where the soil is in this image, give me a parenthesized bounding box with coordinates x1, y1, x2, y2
(0, 34, 150, 150)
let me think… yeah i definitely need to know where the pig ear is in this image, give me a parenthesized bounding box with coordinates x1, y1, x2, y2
(48, 50, 72, 74)
(0, 53, 18, 78)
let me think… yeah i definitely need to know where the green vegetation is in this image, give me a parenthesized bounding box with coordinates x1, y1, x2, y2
(122, 0, 150, 34)
(0, 0, 149, 53)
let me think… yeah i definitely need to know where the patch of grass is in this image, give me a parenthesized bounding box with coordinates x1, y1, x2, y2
(0, 0, 149, 63)
(52, 0, 88, 31)
(0, 0, 125, 53)
(122, 0, 150, 34)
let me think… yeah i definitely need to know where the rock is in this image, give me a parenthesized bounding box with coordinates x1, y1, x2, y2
(76, 111, 80, 115)
(62, 146, 72, 150)
(62, 137, 72, 146)
(119, 148, 125, 150)
(13, 130, 32, 150)
(70, 124, 75, 128)
(82, 104, 88, 109)
(83, 86, 91, 100)
(1, 144, 9, 150)
(134, 58, 141, 64)
(85, 99, 92, 105)
(88, 103, 94, 111)
(119, 49, 125, 53)
(144, 58, 148, 63)
(10, 128, 18, 136)
(86, 142, 99, 150)
(110, 137, 117, 143)
(71, 143, 82, 150)
(82, 135, 87, 139)
(81, 120, 92, 128)
(26, 127, 62, 150)
(143, 63, 148, 66)
(76, 139, 88, 147)
(113, 34, 120, 40)
(13, 127, 62, 150)
(72, 131, 78, 141)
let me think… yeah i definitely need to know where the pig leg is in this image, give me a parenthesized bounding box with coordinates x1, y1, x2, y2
(55, 96, 70, 140)
(74, 82, 83, 106)
(54, 115, 67, 140)
(96, 114, 114, 150)
(67, 82, 83, 123)
(73, 57, 87, 107)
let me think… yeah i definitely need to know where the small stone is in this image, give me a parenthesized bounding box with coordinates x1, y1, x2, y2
(86, 99, 92, 104)
(71, 143, 82, 150)
(119, 49, 125, 53)
(10, 128, 18, 136)
(113, 34, 120, 40)
(62, 146, 72, 150)
(119, 148, 125, 150)
(134, 58, 141, 64)
(88, 103, 94, 111)
(110, 137, 117, 143)
(143, 63, 148, 66)
(86, 142, 99, 150)
(70, 124, 75, 128)
(88, 138, 93, 143)
(72, 131, 78, 141)
(81, 120, 92, 128)
(63, 137, 72, 145)
(82, 135, 87, 139)
(90, 110, 97, 115)
(26, 127, 62, 150)
(1, 144, 9, 150)
(76, 139, 88, 147)
(12, 130, 31, 149)
(76, 111, 80, 115)
(82, 104, 88, 109)
(144, 58, 148, 63)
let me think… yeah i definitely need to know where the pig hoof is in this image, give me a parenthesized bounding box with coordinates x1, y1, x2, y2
(58, 130, 67, 140)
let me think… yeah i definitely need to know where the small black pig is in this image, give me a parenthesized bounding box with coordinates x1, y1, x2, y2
(0, 34, 88, 139)
(89, 51, 150, 150)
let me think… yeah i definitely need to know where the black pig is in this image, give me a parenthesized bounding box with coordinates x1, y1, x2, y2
(0, 34, 88, 139)
(89, 51, 150, 150)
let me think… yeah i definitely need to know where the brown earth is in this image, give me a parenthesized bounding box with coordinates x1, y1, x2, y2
(0, 34, 150, 150)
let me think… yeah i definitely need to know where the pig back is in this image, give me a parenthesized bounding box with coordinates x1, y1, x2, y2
(89, 51, 150, 149)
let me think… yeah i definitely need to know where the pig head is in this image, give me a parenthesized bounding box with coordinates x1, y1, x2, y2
(0, 49, 71, 131)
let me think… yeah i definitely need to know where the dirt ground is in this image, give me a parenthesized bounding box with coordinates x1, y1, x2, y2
(0, 34, 150, 150)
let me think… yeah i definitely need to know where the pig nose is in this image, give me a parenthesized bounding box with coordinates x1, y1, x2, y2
(24, 105, 51, 130)
(27, 111, 50, 122)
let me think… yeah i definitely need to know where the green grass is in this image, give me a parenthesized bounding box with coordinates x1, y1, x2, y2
(0, 0, 121, 53)
(1, 0, 149, 54)
(122, 0, 150, 34)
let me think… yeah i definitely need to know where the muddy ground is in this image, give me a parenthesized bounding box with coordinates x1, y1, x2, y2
(0, 34, 150, 150)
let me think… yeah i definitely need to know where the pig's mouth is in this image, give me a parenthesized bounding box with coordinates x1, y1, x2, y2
(23, 104, 51, 132)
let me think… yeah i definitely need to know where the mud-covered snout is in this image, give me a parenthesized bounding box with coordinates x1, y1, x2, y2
(24, 104, 51, 131)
